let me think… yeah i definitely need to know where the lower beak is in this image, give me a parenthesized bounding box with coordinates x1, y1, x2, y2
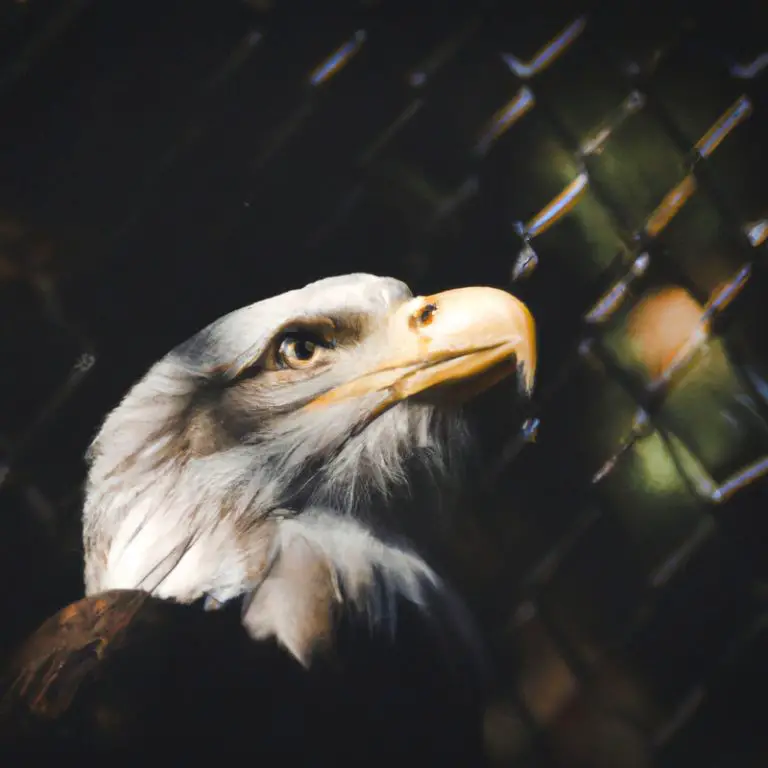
(304, 286, 536, 413)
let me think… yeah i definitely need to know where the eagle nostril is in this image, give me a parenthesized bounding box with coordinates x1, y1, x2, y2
(412, 302, 438, 328)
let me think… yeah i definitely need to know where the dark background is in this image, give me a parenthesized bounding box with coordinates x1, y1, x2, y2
(1, 1, 768, 764)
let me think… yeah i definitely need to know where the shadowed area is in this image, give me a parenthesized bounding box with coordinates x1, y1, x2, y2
(1, 590, 487, 760)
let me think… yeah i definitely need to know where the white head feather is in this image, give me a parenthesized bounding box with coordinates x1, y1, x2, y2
(83, 273, 481, 665)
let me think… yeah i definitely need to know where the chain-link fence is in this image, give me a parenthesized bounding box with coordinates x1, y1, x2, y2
(1, 2, 767, 764)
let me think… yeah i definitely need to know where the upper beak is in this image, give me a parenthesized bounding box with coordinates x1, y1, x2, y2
(305, 286, 536, 413)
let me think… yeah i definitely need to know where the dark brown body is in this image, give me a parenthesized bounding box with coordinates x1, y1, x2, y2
(0, 591, 488, 762)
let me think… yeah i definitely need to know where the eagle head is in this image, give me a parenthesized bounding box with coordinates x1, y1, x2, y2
(82, 273, 536, 665)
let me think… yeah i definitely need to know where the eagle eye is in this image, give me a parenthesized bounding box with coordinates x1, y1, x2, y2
(276, 332, 329, 369)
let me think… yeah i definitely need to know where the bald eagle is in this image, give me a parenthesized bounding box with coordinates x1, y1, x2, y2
(82, 274, 536, 666)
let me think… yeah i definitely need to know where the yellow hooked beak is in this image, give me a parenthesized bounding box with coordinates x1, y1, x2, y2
(304, 286, 536, 414)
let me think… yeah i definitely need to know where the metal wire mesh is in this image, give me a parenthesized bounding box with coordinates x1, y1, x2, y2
(1, 2, 767, 764)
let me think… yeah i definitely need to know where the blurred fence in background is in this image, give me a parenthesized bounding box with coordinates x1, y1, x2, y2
(1, 2, 767, 764)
